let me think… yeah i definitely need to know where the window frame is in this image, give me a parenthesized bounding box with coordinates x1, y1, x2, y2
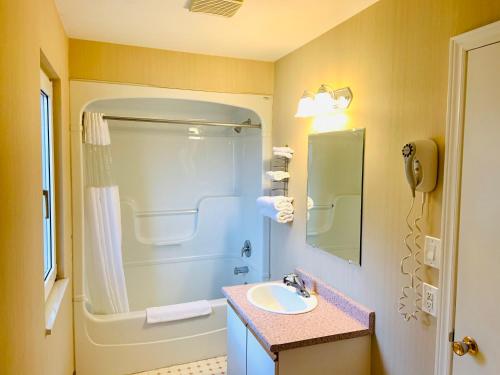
(40, 69, 56, 300)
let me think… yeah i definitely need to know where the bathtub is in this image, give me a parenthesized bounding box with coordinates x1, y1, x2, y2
(75, 254, 258, 375)
(75, 298, 228, 375)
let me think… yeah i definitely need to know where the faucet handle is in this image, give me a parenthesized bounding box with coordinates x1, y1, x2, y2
(283, 273, 302, 286)
(283, 273, 310, 298)
(241, 240, 252, 258)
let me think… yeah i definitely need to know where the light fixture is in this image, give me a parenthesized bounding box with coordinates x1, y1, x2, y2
(294, 91, 316, 118)
(295, 85, 353, 118)
(314, 84, 336, 115)
(314, 85, 353, 114)
(331, 87, 353, 110)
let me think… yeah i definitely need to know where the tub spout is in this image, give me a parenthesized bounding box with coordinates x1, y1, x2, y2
(234, 266, 249, 275)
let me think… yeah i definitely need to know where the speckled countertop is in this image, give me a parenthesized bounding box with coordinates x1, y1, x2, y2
(222, 268, 375, 353)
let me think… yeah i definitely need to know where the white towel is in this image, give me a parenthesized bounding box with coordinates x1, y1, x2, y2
(146, 300, 212, 324)
(273, 151, 293, 159)
(256, 196, 294, 212)
(260, 207, 294, 223)
(273, 146, 294, 154)
(266, 171, 290, 181)
(256, 196, 294, 223)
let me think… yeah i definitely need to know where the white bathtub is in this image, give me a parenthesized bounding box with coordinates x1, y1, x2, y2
(75, 298, 228, 375)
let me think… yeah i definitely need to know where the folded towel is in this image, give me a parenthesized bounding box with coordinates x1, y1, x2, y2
(146, 300, 212, 324)
(273, 146, 294, 154)
(266, 171, 290, 181)
(260, 207, 294, 223)
(256, 196, 294, 223)
(256, 196, 294, 211)
(274, 211, 294, 223)
(273, 151, 293, 159)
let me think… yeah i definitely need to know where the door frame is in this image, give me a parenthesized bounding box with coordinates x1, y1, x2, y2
(435, 20, 500, 375)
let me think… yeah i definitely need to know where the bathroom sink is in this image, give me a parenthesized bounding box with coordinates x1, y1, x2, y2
(246, 282, 318, 314)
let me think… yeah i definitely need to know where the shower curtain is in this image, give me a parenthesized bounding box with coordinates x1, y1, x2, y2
(83, 112, 129, 314)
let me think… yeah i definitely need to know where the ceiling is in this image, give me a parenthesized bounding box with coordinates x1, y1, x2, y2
(55, 0, 378, 62)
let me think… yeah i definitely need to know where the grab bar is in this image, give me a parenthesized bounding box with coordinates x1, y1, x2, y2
(135, 208, 198, 217)
(311, 204, 334, 210)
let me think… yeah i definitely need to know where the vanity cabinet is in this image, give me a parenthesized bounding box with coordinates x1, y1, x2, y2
(227, 304, 370, 375)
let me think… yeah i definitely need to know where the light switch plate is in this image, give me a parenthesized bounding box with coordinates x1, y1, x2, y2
(424, 235, 441, 269)
(422, 282, 439, 317)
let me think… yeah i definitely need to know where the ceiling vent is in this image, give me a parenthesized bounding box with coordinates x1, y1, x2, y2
(189, 0, 244, 17)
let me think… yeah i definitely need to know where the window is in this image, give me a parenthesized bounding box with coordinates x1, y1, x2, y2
(40, 70, 56, 299)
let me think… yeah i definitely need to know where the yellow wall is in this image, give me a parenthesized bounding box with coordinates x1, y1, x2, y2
(271, 0, 500, 374)
(69, 39, 275, 95)
(0, 0, 73, 374)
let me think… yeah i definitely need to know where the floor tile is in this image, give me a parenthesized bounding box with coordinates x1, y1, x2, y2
(134, 356, 227, 375)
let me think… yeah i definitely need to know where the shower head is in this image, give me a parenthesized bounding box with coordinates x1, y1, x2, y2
(234, 118, 251, 134)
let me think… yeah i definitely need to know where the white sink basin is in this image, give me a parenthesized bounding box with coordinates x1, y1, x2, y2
(246, 282, 318, 315)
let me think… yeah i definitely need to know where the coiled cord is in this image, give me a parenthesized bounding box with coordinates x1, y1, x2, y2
(399, 197, 416, 321)
(399, 192, 427, 321)
(413, 193, 426, 314)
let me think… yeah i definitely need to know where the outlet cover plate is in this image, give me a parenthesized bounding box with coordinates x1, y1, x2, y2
(422, 282, 439, 317)
(424, 235, 441, 269)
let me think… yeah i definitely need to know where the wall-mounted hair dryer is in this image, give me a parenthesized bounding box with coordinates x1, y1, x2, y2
(399, 139, 438, 322)
(401, 140, 438, 197)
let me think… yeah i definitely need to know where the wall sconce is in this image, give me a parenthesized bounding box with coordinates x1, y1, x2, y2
(295, 84, 353, 118)
(295, 91, 316, 118)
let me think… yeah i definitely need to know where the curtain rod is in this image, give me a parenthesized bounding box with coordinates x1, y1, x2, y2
(102, 115, 261, 129)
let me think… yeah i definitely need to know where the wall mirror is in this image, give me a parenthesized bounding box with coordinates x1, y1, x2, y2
(306, 128, 365, 264)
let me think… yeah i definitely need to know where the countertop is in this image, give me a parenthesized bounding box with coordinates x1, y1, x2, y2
(222, 269, 375, 353)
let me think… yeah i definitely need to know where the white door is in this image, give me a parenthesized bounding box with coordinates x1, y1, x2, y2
(452, 41, 500, 374)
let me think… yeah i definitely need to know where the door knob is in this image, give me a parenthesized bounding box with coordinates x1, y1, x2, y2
(452, 336, 479, 356)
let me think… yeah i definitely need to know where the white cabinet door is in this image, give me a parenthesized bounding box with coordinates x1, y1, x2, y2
(246, 329, 276, 375)
(227, 306, 247, 375)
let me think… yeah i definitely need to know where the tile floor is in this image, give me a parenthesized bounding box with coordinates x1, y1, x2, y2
(135, 356, 227, 375)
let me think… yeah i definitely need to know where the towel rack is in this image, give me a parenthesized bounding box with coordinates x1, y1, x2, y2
(271, 147, 290, 197)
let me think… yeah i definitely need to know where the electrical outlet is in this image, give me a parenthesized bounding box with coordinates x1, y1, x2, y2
(424, 236, 441, 269)
(422, 283, 439, 317)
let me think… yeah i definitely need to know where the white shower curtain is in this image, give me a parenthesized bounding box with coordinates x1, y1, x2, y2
(84, 112, 129, 314)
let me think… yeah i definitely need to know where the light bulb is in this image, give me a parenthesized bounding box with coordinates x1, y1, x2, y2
(295, 91, 316, 118)
(314, 85, 335, 115)
(335, 96, 349, 109)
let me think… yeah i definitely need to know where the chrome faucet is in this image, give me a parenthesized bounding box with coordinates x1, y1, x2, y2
(283, 273, 310, 298)
(234, 266, 249, 275)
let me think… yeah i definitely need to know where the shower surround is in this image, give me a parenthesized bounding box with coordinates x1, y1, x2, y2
(70, 82, 272, 375)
